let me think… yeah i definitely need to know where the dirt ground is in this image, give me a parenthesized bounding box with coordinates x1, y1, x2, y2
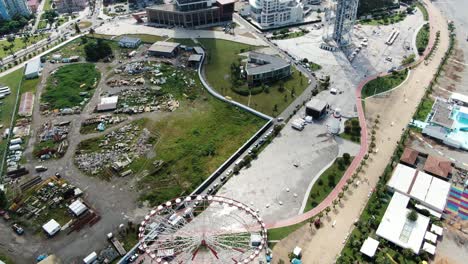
(271, 0, 451, 263)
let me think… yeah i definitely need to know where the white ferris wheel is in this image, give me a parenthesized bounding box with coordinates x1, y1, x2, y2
(138, 195, 268, 264)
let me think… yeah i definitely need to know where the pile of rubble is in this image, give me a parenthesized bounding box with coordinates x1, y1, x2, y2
(35, 121, 70, 159)
(114, 61, 152, 75)
(75, 124, 153, 175)
(106, 77, 145, 87)
(82, 115, 127, 132)
(40, 104, 82, 116)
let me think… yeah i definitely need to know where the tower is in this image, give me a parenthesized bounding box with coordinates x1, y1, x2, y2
(323, 0, 359, 47)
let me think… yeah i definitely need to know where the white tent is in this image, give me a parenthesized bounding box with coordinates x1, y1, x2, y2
(68, 200, 88, 216)
(430, 224, 443, 236)
(424, 231, 437, 243)
(360, 237, 379, 257)
(42, 219, 61, 236)
(422, 242, 436, 255)
(293, 246, 302, 257)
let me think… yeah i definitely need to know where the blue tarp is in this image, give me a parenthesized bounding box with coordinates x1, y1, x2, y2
(291, 258, 302, 264)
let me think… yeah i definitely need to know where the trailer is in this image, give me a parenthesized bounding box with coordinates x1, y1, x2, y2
(83, 252, 97, 264)
(10, 138, 22, 145)
(291, 120, 304, 131)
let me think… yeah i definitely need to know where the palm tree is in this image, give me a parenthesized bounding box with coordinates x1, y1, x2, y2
(325, 206, 331, 215)
(332, 199, 339, 209)
(318, 211, 324, 219)
(343, 184, 349, 192)
(346, 178, 353, 185)
(338, 192, 344, 201)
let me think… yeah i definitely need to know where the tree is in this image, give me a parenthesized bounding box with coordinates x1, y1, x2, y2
(273, 104, 278, 113)
(84, 40, 112, 62)
(402, 248, 413, 258)
(338, 191, 344, 201)
(89, 27, 95, 35)
(325, 206, 331, 216)
(318, 211, 324, 219)
(74, 22, 81, 34)
(0, 189, 7, 209)
(342, 153, 351, 164)
(278, 81, 285, 93)
(243, 155, 252, 167)
(43, 10, 58, 25)
(332, 199, 339, 209)
(407, 209, 418, 222)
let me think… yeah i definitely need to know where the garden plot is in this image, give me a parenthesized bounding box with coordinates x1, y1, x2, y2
(75, 122, 155, 177)
(33, 121, 70, 160)
(41, 63, 100, 114)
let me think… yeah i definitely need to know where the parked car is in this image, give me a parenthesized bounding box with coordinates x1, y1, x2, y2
(220, 176, 227, 182)
(207, 188, 214, 194)
(226, 169, 233, 176)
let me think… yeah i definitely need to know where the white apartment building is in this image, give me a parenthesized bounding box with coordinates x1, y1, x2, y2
(249, 0, 304, 29)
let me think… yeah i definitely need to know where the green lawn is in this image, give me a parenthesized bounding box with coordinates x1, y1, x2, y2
(361, 69, 408, 98)
(0, 34, 49, 58)
(339, 118, 361, 143)
(267, 221, 306, 241)
(360, 12, 406, 26)
(309, 61, 322, 71)
(414, 96, 434, 121)
(271, 31, 307, 40)
(42, 63, 100, 109)
(416, 2, 429, 21)
(303, 156, 353, 212)
(0, 68, 23, 126)
(416, 24, 430, 55)
(198, 38, 308, 116)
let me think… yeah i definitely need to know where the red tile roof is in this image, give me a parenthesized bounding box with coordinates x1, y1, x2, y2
(400, 147, 419, 166)
(424, 155, 452, 179)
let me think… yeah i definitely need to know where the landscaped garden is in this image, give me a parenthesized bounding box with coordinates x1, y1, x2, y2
(416, 24, 430, 55)
(41, 63, 100, 109)
(413, 96, 434, 121)
(198, 38, 309, 116)
(340, 118, 361, 143)
(303, 154, 354, 212)
(361, 69, 408, 98)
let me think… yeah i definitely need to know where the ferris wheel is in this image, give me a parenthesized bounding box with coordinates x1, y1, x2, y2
(138, 195, 268, 264)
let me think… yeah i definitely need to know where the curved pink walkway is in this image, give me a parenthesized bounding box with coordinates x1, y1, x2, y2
(266, 2, 438, 229)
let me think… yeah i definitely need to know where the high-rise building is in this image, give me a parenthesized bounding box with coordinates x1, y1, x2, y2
(0, 0, 31, 20)
(53, 0, 87, 14)
(145, 0, 235, 28)
(249, 0, 304, 30)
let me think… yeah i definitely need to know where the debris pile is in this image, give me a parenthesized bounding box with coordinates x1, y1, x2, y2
(75, 124, 153, 175)
(34, 121, 70, 160)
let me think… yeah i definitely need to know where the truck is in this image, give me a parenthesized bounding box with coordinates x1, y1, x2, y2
(291, 120, 304, 131)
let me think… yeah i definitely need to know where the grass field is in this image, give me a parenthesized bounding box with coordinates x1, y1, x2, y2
(267, 221, 306, 241)
(361, 69, 408, 98)
(198, 38, 308, 116)
(42, 63, 100, 109)
(303, 156, 353, 212)
(416, 24, 430, 55)
(0, 34, 49, 58)
(37, 20, 48, 30)
(44, 0, 53, 11)
(137, 96, 265, 205)
(414, 96, 434, 121)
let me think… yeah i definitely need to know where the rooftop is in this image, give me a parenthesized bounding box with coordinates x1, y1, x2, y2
(148, 41, 180, 54)
(450, 92, 468, 105)
(388, 164, 451, 213)
(400, 147, 419, 166)
(430, 99, 454, 129)
(25, 58, 41, 75)
(376, 192, 430, 254)
(188, 54, 203, 62)
(119, 36, 141, 44)
(360, 237, 379, 257)
(306, 98, 328, 112)
(245, 52, 290, 75)
(423, 155, 452, 179)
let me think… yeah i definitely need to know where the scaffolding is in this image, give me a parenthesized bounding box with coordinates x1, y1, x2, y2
(323, 0, 359, 47)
